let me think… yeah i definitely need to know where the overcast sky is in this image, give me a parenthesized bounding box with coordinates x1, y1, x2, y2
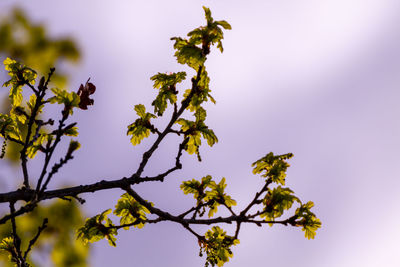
(1, 1, 400, 266)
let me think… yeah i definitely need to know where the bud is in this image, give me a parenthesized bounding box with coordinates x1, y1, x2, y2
(67, 140, 81, 156)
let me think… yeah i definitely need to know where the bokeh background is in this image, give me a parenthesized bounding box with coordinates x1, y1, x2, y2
(1, 0, 400, 266)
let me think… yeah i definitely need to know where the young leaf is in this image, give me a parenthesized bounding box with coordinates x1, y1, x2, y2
(77, 209, 118, 247)
(171, 37, 205, 70)
(49, 87, 80, 115)
(127, 104, 157, 146)
(175, 108, 217, 160)
(205, 177, 236, 217)
(0, 237, 17, 263)
(26, 133, 47, 158)
(150, 72, 186, 115)
(2, 58, 37, 106)
(0, 113, 22, 141)
(63, 126, 79, 137)
(114, 193, 151, 230)
(260, 186, 300, 222)
(199, 226, 239, 267)
(181, 175, 214, 204)
(295, 201, 322, 239)
(252, 152, 293, 184)
(134, 104, 147, 118)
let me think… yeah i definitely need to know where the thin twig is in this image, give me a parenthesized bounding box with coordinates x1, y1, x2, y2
(107, 218, 165, 230)
(35, 111, 69, 197)
(239, 178, 272, 217)
(26, 82, 38, 95)
(39, 152, 74, 197)
(19, 69, 54, 189)
(9, 202, 24, 265)
(0, 202, 37, 225)
(133, 65, 204, 178)
(23, 218, 48, 260)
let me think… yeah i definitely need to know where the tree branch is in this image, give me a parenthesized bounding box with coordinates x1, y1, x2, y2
(19, 69, 54, 189)
(239, 178, 272, 217)
(133, 65, 203, 178)
(35, 111, 69, 197)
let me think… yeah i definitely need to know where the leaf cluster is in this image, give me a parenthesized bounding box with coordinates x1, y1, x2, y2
(0, 8, 80, 88)
(3, 58, 37, 106)
(77, 209, 117, 247)
(199, 226, 239, 267)
(183, 69, 216, 112)
(252, 152, 293, 184)
(127, 104, 157, 146)
(48, 87, 80, 115)
(171, 7, 231, 70)
(250, 152, 321, 239)
(176, 107, 217, 161)
(181, 176, 236, 217)
(1, 60, 83, 161)
(261, 186, 299, 222)
(151, 72, 186, 116)
(0, 237, 18, 265)
(294, 201, 322, 239)
(0, 200, 88, 267)
(77, 193, 152, 246)
(114, 193, 151, 229)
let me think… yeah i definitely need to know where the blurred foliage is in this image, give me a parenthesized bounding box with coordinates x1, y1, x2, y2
(0, 7, 89, 267)
(0, 200, 89, 266)
(0, 8, 80, 88)
(0, 7, 80, 162)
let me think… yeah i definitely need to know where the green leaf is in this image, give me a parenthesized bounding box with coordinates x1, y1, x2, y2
(195, 107, 207, 122)
(176, 109, 217, 160)
(184, 69, 215, 112)
(180, 175, 213, 204)
(171, 37, 205, 70)
(10, 106, 27, 124)
(152, 90, 177, 116)
(0, 113, 22, 141)
(295, 201, 321, 239)
(200, 127, 218, 147)
(199, 226, 239, 267)
(260, 186, 300, 222)
(127, 105, 157, 146)
(64, 126, 79, 137)
(203, 6, 213, 24)
(49, 87, 80, 114)
(127, 124, 150, 146)
(216, 20, 232, 30)
(134, 104, 147, 118)
(77, 209, 117, 247)
(114, 193, 151, 230)
(26, 133, 47, 158)
(9, 84, 23, 106)
(150, 72, 186, 115)
(3, 57, 16, 71)
(252, 152, 293, 185)
(0, 237, 16, 263)
(150, 72, 186, 89)
(2, 58, 37, 106)
(182, 176, 235, 219)
(205, 177, 236, 217)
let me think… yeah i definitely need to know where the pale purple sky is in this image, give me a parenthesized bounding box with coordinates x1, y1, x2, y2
(1, 1, 400, 266)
